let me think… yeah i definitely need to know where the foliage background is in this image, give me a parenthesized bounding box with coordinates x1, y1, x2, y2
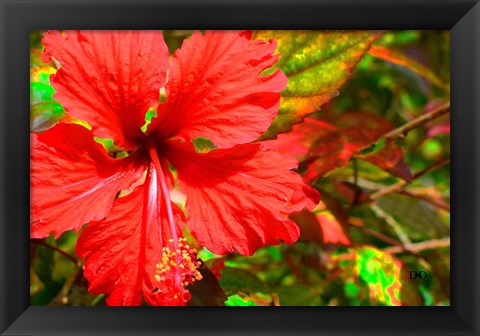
(30, 30, 450, 306)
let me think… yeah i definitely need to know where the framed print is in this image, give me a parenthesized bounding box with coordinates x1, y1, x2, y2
(1, 0, 479, 335)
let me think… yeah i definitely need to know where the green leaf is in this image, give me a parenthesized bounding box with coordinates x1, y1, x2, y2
(57, 283, 98, 306)
(254, 30, 380, 139)
(30, 31, 47, 68)
(273, 284, 323, 306)
(141, 108, 157, 132)
(30, 282, 64, 306)
(219, 267, 268, 295)
(34, 244, 55, 286)
(375, 193, 449, 241)
(422, 248, 450, 303)
(31, 242, 65, 306)
(30, 81, 56, 105)
(225, 294, 257, 306)
(192, 136, 216, 153)
(30, 102, 65, 132)
(31, 66, 56, 84)
(30, 77, 65, 132)
(359, 138, 387, 156)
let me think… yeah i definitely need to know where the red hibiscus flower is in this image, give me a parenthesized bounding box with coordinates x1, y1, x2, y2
(31, 30, 319, 306)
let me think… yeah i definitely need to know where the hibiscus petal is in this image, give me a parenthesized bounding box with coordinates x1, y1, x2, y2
(149, 31, 287, 148)
(31, 123, 147, 238)
(76, 162, 186, 306)
(163, 141, 319, 255)
(42, 30, 169, 150)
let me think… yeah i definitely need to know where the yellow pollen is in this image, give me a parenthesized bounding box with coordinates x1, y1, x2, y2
(154, 237, 202, 289)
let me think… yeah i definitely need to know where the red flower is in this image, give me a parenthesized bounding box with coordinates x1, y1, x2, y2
(31, 31, 319, 306)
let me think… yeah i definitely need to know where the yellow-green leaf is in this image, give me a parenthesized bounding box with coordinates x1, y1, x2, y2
(335, 247, 422, 306)
(254, 30, 380, 139)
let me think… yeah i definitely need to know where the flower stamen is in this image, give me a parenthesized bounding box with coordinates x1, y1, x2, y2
(147, 142, 202, 304)
(154, 237, 202, 304)
(155, 237, 202, 286)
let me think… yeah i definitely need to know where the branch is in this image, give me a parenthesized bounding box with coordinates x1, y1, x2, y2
(382, 102, 450, 140)
(50, 260, 84, 306)
(368, 156, 450, 201)
(383, 238, 450, 254)
(345, 102, 450, 203)
(30, 239, 78, 264)
(349, 158, 361, 208)
(399, 190, 450, 212)
(348, 218, 422, 257)
(325, 238, 450, 265)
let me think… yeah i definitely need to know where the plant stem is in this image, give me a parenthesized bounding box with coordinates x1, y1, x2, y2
(50, 260, 84, 305)
(399, 190, 450, 212)
(348, 219, 422, 257)
(368, 156, 450, 201)
(382, 102, 450, 140)
(382, 238, 450, 254)
(30, 239, 77, 264)
(349, 158, 361, 208)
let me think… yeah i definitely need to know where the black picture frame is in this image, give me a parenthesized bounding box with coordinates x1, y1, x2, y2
(1, 0, 479, 335)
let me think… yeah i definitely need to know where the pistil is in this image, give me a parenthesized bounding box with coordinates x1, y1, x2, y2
(147, 142, 179, 248)
(146, 142, 202, 301)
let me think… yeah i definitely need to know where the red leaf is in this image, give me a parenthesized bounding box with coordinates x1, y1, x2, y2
(316, 211, 351, 245)
(204, 258, 226, 280)
(31, 123, 147, 238)
(265, 112, 411, 181)
(289, 210, 323, 242)
(427, 122, 450, 137)
(42, 31, 169, 150)
(148, 31, 287, 148)
(290, 208, 351, 246)
(425, 100, 450, 137)
(163, 140, 319, 255)
(362, 141, 412, 182)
